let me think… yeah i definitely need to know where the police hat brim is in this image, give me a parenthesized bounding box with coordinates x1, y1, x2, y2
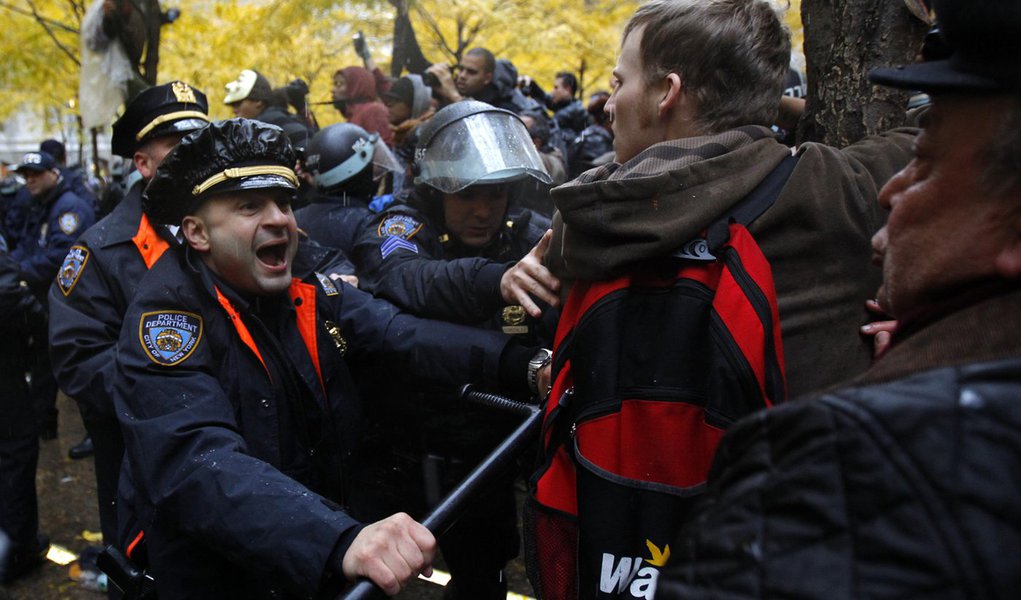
(16, 164, 53, 173)
(203, 174, 299, 198)
(140, 117, 210, 147)
(869, 56, 1009, 93)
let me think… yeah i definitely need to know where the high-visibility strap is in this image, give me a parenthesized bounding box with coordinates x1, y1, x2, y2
(131, 213, 171, 269)
(214, 287, 269, 378)
(289, 279, 325, 394)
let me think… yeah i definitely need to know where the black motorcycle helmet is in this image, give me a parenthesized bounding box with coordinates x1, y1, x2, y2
(305, 123, 398, 198)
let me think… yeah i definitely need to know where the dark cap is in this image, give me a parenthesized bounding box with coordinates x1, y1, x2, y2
(39, 139, 66, 163)
(223, 69, 274, 104)
(16, 151, 57, 173)
(870, 0, 1021, 93)
(112, 81, 210, 158)
(143, 118, 299, 225)
(382, 76, 415, 106)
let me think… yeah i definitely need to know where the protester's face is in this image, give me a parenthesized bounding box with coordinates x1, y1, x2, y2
(441, 184, 508, 248)
(230, 99, 263, 119)
(872, 94, 1014, 317)
(383, 96, 411, 125)
(21, 168, 59, 197)
(606, 26, 661, 164)
(456, 54, 492, 97)
(185, 189, 298, 297)
(551, 77, 573, 104)
(332, 73, 348, 101)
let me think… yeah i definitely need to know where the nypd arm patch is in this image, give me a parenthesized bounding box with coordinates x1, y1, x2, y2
(139, 311, 203, 366)
(58, 212, 82, 235)
(315, 272, 340, 296)
(376, 214, 423, 240)
(57, 245, 90, 296)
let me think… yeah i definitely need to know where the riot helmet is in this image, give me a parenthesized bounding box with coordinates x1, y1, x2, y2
(305, 123, 400, 196)
(414, 100, 551, 194)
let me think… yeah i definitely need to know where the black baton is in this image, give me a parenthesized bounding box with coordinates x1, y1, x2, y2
(340, 385, 543, 600)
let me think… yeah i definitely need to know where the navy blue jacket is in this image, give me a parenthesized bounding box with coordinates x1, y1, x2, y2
(9, 177, 95, 297)
(353, 201, 550, 325)
(294, 193, 374, 261)
(114, 244, 514, 598)
(49, 182, 172, 419)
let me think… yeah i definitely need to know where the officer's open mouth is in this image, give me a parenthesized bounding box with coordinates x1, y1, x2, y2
(256, 240, 288, 267)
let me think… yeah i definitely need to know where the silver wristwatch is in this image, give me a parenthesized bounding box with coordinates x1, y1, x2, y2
(527, 348, 553, 397)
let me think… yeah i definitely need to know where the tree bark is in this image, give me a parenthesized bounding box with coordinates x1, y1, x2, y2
(798, 0, 927, 147)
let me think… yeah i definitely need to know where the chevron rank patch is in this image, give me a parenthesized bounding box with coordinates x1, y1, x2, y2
(58, 212, 82, 235)
(377, 214, 422, 239)
(139, 311, 203, 366)
(57, 245, 89, 296)
(315, 272, 340, 296)
(380, 235, 419, 260)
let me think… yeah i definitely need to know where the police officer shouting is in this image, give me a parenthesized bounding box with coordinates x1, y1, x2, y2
(114, 118, 539, 598)
(48, 81, 209, 556)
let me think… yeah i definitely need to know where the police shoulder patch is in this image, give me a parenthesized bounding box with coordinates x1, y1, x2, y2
(58, 212, 82, 235)
(315, 272, 340, 296)
(377, 214, 422, 240)
(139, 311, 203, 366)
(57, 245, 90, 296)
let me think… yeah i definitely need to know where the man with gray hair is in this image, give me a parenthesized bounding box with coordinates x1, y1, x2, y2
(657, 0, 1021, 596)
(528, 0, 917, 597)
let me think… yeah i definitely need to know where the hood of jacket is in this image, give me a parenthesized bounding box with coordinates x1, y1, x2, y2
(405, 74, 433, 119)
(546, 125, 791, 280)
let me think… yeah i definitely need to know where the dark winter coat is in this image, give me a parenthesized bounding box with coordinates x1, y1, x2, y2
(658, 287, 1021, 600)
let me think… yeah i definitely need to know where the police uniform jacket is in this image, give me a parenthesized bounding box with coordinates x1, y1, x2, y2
(294, 193, 374, 259)
(353, 200, 551, 325)
(49, 181, 172, 420)
(114, 243, 514, 598)
(9, 176, 95, 298)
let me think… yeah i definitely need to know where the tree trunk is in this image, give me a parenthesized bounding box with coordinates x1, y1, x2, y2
(798, 0, 927, 147)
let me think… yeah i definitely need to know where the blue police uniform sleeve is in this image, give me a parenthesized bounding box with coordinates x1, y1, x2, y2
(352, 209, 509, 323)
(330, 280, 512, 389)
(48, 239, 126, 417)
(0, 251, 43, 333)
(114, 279, 360, 594)
(18, 192, 95, 288)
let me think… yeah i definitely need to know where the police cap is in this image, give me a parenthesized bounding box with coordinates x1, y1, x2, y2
(870, 0, 1021, 93)
(112, 81, 210, 158)
(143, 118, 299, 225)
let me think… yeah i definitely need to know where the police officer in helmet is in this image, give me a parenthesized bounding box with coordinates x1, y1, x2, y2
(351, 100, 560, 599)
(295, 122, 400, 261)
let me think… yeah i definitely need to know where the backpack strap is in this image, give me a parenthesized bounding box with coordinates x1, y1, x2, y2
(706, 152, 800, 252)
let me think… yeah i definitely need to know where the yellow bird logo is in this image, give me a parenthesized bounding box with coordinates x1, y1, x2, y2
(646, 539, 670, 567)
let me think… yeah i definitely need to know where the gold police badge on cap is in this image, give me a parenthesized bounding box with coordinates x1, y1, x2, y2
(172, 81, 198, 104)
(501, 305, 528, 335)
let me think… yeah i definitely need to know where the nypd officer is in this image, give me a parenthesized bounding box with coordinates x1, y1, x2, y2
(10, 150, 95, 439)
(296, 122, 399, 260)
(114, 118, 541, 598)
(350, 100, 560, 599)
(48, 81, 209, 558)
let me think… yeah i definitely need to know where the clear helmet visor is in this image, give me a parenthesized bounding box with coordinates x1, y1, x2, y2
(414, 112, 552, 194)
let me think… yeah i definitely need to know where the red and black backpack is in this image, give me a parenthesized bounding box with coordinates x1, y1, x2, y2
(525, 155, 798, 599)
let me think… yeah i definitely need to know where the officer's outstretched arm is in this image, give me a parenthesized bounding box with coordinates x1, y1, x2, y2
(341, 513, 435, 596)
